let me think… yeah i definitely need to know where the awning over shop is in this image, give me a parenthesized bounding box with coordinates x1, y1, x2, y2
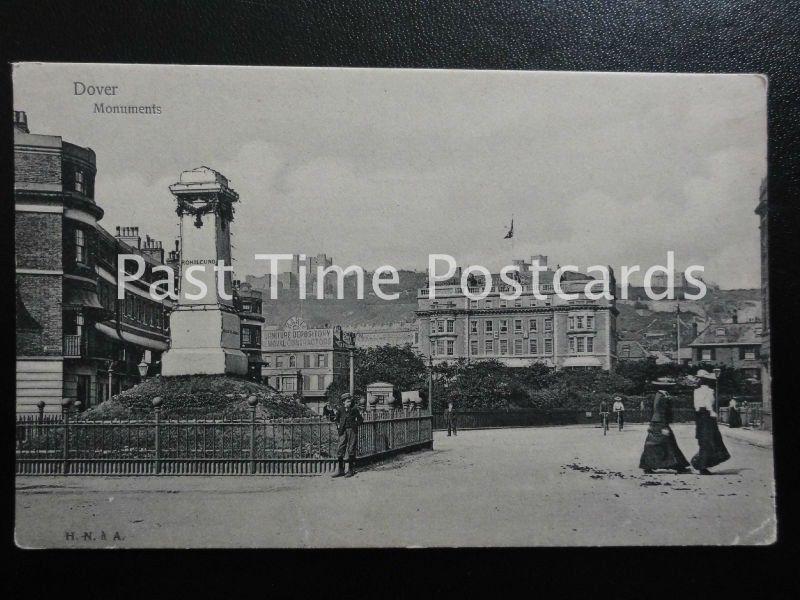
(64, 287, 105, 310)
(95, 322, 169, 351)
(562, 356, 603, 368)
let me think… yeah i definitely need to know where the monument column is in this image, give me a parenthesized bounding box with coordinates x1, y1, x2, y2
(161, 167, 248, 376)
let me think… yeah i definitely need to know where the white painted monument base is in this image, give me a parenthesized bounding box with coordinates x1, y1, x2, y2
(161, 308, 248, 377)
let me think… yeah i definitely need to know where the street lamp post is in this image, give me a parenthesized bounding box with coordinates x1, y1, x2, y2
(137, 358, 150, 381)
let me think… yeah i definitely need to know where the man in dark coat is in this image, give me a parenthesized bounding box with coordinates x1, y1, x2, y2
(444, 400, 458, 436)
(329, 392, 364, 478)
(639, 388, 690, 474)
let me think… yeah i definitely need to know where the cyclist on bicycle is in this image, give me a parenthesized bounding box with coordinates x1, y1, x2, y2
(612, 396, 625, 430)
(599, 399, 610, 431)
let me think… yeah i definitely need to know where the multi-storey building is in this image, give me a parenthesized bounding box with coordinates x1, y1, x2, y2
(14, 111, 173, 413)
(234, 281, 265, 380)
(689, 321, 763, 380)
(261, 317, 354, 413)
(416, 256, 618, 369)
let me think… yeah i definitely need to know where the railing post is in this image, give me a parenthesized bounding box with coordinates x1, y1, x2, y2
(247, 396, 258, 474)
(152, 397, 162, 474)
(61, 398, 71, 475)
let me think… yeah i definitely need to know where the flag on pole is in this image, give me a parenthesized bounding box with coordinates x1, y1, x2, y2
(504, 217, 514, 239)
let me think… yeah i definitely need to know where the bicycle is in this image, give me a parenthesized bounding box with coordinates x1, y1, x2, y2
(600, 411, 609, 435)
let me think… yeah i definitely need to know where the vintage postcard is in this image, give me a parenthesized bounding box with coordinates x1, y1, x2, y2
(13, 63, 774, 547)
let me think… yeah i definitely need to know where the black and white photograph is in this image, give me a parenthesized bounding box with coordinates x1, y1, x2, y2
(13, 62, 776, 548)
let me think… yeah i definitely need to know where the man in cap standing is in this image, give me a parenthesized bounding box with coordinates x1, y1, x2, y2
(330, 392, 364, 478)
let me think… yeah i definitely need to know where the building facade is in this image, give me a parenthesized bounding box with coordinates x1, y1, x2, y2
(234, 281, 265, 380)
(14, 111, 173, 413)
(689, 321, 763, 380)
(416, 257, 618, 370)
(261, 317, 354, 413)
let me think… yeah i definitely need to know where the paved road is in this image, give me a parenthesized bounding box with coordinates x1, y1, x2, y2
(15, 424, 776, 547)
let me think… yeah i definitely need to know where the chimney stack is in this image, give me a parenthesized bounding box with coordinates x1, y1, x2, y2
(115, 225, 142, 249)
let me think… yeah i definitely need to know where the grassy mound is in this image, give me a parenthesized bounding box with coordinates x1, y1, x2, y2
(84, 375, 312, 420)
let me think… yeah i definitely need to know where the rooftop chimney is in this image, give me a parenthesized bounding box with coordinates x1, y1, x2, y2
(115, 226, 142, 249)
(13, 111, 29, 133)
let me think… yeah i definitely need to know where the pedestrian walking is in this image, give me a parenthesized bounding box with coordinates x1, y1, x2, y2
(612, 396, 625, 430)
(444, 400, 458, 436)
(328, 392, 364, 478)
(639, 387, 690, 474)
(690, 370, 731, 475)
(728, 397, 742, 429)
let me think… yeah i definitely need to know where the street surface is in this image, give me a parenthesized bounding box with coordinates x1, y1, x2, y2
(15, 424, 776, 547)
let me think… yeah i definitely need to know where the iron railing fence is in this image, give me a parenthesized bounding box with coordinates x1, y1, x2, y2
(432, 408, 699, 431)
(717, 404, 763, 429)
(15, 409, 432, 476)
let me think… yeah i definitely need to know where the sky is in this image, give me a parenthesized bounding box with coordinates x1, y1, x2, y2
(13, 64, 767, 288)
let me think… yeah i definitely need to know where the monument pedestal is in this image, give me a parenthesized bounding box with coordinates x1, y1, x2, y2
(161, 308, 248, 376)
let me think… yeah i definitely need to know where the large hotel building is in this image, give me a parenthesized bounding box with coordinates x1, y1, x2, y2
(416, 256, 618, 370)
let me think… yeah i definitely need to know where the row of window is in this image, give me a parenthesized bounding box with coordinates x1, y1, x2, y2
(568, 335, 595, 354)
(432, 338, 555, 357)
(269, 374, 331, 392)
(264, 353, 331, 369)
(568, 315, 595, 330)
(698, 347, 761, 361)
(465, 295, 553, 309)
(240, 325, 262, 347)
(65, 165, 95, 198)
(117, 288, 167, 330)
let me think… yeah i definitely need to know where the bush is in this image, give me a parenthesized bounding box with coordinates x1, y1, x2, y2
(84, 375, 312, 420)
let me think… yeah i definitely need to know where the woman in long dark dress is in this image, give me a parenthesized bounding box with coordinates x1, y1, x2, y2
(691, 371, 731, 474)
(728, 397, 742, 428)
(639, 389, 690, 474)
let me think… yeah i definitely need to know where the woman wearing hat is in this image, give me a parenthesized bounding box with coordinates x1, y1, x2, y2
(728, 397, 742, 429)
(690, 370, 730, 474)
(639, 387, 690, 474)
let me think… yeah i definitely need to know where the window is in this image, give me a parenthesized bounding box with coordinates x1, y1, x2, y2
(303, 354, 311, 368)
(437, 340, 445, 355)
(569, 337, 576, 353)
(577, 337, 585, 353)
(499, 300, 507, 308)
(577, 316, 584, 329)
(485, 320, 493, 333)
(500, 339, 508, 355)
(470, 300, 477, 309)
(263, 356, 272, 368)
(701, 348, 715, 361)
(716, 328, 726, 336)
(74, 229, 86, 264)
(485, 299, 493, 308)
(529, 339, 538, 354)
(529, 318, 538, 332)
(741, 346, 758, 360)
(544, 339, 553, 354)
(587, 337, 594, 353)
(587, 316, 594, 329)
(500, 320, 508, 333)
(241, 327, 252, 345)
(316, 353, 327, 367)
(470, 339, 479, 355)
(241, 301, 251, 313)
(485, 339, 494, 353)
(446, 320, 454, 333)
(74, 168, 85, 193)
(569, 316, 575, 329)
(276, 355, 284, 368)
(289, 355, 296, 367)
(470, 320, 478, 334)
(514, 299, 522, 308)
(544, 318, 552, 332)
(431, 340, 437, 355)
(621, 345, 630, 358)
(437, 320, 445, 333)
(514, 319, 522, 333)
(446, 340, 454, 356)
(514, 339, 523, 355)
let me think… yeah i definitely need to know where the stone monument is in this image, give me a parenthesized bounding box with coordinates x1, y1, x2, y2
(161, 167, 248, 376)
